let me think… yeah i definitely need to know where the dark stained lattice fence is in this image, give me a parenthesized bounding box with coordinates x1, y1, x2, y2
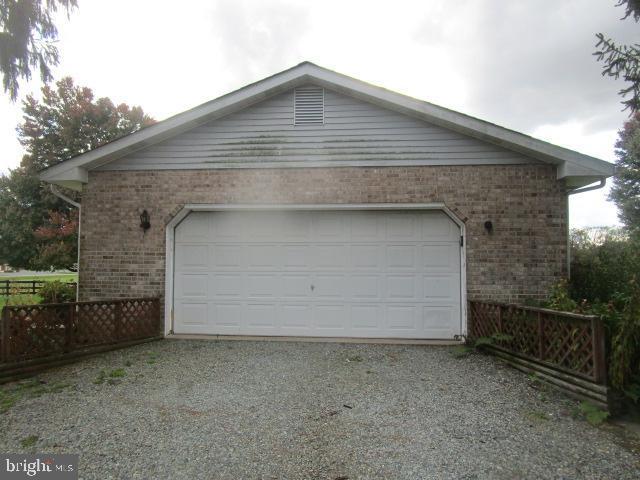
(468, 301, 607, 385)
(0, 298, 161, 365)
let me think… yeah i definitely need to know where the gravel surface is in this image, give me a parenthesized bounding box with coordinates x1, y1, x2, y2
(0, 339, 638, 479)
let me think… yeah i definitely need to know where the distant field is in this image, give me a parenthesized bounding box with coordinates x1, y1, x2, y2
(0, 274, 77, 282)
(0, 274, 77, 309)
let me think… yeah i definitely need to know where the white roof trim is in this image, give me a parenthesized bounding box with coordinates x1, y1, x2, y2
(40, 61, 615, 191)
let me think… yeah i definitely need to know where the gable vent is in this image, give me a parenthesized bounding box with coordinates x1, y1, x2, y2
(294, 87, 324, 125)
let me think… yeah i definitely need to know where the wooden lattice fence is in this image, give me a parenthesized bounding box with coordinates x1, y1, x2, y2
(468, 300, 608, 407)
(0, 298, 161, 367)
(468, 301, 606, 382)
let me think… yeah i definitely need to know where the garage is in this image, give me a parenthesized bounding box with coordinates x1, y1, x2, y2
(39, 63, 616, 342)
(171, 207, 463, 339)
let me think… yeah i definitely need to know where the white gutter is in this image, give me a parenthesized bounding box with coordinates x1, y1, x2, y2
(49, 185, 81, 301)
(567, 178, 607, 196)
(565, 178, 607, 278)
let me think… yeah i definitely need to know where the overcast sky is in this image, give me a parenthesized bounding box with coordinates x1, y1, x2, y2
(1, 0, 637, 227)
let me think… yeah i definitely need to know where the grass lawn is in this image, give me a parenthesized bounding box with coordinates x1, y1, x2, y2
(0, 273, 77, 309)
(0, 274, 77, 282)
(0, 294, 42, 310)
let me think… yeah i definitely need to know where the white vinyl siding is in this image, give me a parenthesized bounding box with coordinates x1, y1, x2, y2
(100, 86, 538, 171)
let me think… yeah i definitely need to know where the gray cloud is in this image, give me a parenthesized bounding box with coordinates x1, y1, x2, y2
(211, 0, 309, 83)
(415, 0, 638, 133)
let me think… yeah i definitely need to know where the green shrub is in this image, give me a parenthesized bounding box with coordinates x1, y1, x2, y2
(556, 229, 640, 404)
(39, 281, 75, 304)
(545, 279, 578, 312)
(569, 228, 638, 305)
(609, 278, 640, 393)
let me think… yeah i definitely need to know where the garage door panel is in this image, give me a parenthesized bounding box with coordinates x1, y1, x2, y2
(244, 214, 282, 241)
(213, 303, 243, 328)
(210, 274, 243, 298)
(386, 275, 418, 299)
(211, 212, 246, 241)
(423, 275, 460, 301)
(247, 274, 280, 298)
(387, 245, 417, 271)
(282, 274, 312, 299)
(386, 305, 418, 331)
(247, 245, 281, 268)
(176, 213, 210, 242)
(422, 244, 459, 272)
(420, 212, 460, 241)
(283, 245, 312, 269)
(387, 214, 419, 241)
(176, 244, 209, 271)
(313, 213, 347, 241)
(178, 302, 208, 326)
(423, 306, 458, 337)
(313, 274, 345, 299)
(281, 304, 313, 329)
(314, 245, 348, 269)
(314, 305, 348, 330)
(351, 213, 384, 241)
(281, 214, 313, 240)
(174, 209, 462, 339)
(350, 275, 381, 299)
(176, 273, 208, 298)
(211, 244, 242, 269)
(351, 244, 383, 270)
(245, 304, 277, 329)
(351, 305, 382, 330)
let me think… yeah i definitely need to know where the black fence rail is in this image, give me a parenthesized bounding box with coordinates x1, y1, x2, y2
(0, 280, 77, 296)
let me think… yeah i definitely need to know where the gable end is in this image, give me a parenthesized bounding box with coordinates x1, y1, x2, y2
(96, 86, 540, 172)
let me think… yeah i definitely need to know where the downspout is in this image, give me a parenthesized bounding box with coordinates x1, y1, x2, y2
(49, 185, 81, 301)
(565, 178, 607, 278)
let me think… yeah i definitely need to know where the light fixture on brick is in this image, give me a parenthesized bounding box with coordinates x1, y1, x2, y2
(140, 210, 151, 231)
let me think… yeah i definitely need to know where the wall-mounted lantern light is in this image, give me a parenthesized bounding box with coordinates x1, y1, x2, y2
(484, 220, 493, 234)
(140, 210, 151, 232)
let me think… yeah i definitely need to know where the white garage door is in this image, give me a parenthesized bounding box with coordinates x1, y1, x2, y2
(173, 210, 462, 339)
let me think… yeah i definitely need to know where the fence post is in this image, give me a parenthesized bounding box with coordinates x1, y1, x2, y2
(155, 299, 161, 335)
(0, 307, 7, 363)
(537, 312, 544, 361)
(65, 303, 75, 353)
(592, 316, 607, 384)
(115, 301, 122, 342)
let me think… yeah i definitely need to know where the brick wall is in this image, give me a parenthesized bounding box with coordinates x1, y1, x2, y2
(79, 164, 567, 304)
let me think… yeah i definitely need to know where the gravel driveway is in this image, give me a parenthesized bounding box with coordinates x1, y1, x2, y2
(0, 339, 638, 479)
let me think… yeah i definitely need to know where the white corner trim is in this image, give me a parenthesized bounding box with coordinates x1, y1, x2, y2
(163, 203, 468, 339)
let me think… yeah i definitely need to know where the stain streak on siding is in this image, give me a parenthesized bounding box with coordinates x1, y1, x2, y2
(99, 87, 538, 171)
